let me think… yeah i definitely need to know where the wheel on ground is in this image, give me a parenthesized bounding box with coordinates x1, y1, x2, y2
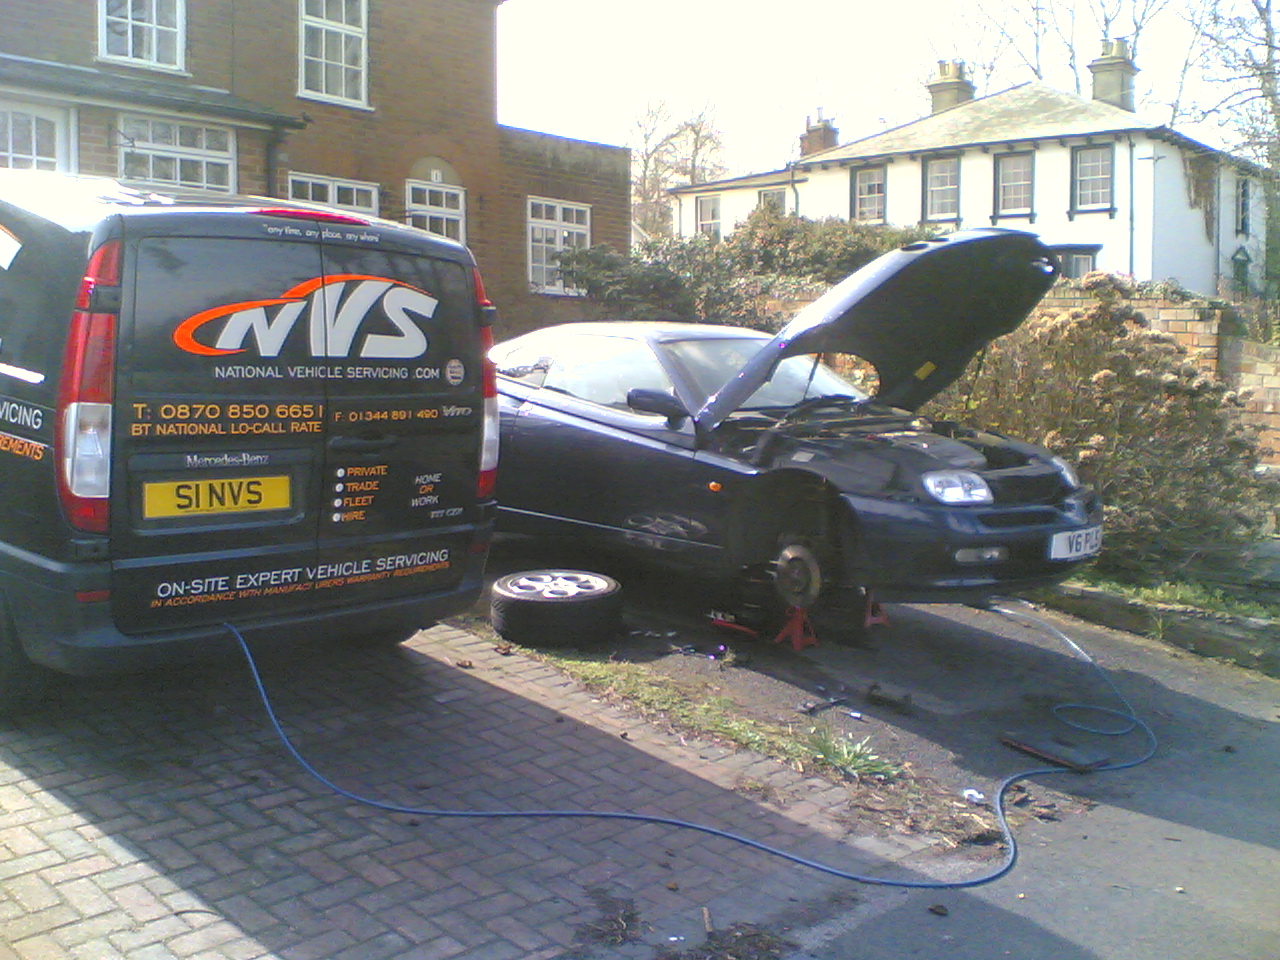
(489, 570, 623, 647)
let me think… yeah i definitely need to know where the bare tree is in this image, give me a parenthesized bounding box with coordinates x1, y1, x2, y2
(1191, 0, 1280, 278)
(671, 107, 726, 186)
(975, 0, 1079, 86)
(631, 102, 680, 238)
(628, 104, 727, 238)
(1195, 1, 1280, 164)
(1090, 0, 1172, 58)
(975, 0, 1174, 94)
(1166, 0, 1215, 126)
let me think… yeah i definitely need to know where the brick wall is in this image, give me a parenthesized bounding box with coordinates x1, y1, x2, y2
(1220, 337, 1280, 459)
(491, 127, 631, 337)
(0, 0, 95, 65)
(1, 0, 630, 328)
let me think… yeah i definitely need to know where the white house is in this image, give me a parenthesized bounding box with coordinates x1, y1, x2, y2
(670, 42, 1267, 298)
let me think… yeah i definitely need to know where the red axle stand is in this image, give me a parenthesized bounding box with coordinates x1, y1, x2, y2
(773, 605, 819, 651)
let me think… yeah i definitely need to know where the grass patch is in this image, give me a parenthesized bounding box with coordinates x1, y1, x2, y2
(537, 648, 809, 763)
(447, 615, 896, 781)
(1068, 572, 1280, 621)
(806, 725, 902, 781)
(528, 648, 903, 781)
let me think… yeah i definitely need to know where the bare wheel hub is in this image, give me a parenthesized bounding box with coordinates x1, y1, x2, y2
(772, 543, 823, 608)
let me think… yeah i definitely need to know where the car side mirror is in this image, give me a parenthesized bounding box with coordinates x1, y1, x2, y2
(627, 388, 689, 425)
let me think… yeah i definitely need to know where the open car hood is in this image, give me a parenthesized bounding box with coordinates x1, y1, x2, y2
(695, 228, 1058, 430)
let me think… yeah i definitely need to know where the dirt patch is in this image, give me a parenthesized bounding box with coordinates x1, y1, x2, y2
(570, 888, 648, 953)
(451, 609, 1088, 853)
(656, 923, 795, 960)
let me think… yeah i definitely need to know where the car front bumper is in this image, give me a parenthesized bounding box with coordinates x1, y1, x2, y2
(842, 488, 1104, 603)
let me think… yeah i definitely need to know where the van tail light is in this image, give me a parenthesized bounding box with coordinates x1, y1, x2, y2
(56, 240, 121, 533)
(477, 324, 499, 501)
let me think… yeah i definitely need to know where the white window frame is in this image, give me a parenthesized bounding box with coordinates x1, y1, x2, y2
(1235, 177, 1251, 236)
(1062, 252, 1096, 279)
(995, 152, 1034, 217)
(0, 101, 69, 171)
(528, 198, 591, 295)
(924, 156, 960, 222)
(1072, 144, 1114, 212)
(853, 166, 886, 222)
(405, 179, 466, 243)
(118, 114, 236, 193)
(695, 195, 721, 240)
(757, 188, 785, 214)
(99, 0, 185, 71)
(298, 0, 369, 107)
(289, 172, 379, 214)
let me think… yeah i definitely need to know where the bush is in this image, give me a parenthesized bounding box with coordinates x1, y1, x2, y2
(928, 275, 1279, 579)
(723, 208, 931, 284)
(555, 208, 930, 328)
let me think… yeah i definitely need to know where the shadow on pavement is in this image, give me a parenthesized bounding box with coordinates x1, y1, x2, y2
(0, 624, 1087, 960)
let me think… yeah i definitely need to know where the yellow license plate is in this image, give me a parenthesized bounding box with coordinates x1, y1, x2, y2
(143, 475, 291, 518)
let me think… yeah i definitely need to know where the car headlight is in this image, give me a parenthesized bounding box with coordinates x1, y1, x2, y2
(922, 470, 993, 505)
(1049, 455, 1081, 489)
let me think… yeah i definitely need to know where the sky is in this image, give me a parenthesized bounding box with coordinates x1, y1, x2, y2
(496, 0, 1226, 179)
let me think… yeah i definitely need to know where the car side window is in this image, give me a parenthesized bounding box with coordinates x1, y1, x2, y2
(493, 340, 552, 387)
(541, 336, 675, 410)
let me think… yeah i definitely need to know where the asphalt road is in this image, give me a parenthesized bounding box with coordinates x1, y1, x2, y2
(488, 540, 1280, 960)
(780, 604, 1280, 960)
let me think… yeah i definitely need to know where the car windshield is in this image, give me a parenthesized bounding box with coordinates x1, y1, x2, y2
(661, 336, 867, 411)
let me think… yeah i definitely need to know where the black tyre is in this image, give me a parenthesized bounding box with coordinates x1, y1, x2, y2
(490, 570, 623, 647)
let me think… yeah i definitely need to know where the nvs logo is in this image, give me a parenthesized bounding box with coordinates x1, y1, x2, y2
(173, 275, 436, 360)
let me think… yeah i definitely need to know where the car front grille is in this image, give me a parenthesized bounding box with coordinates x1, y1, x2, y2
(976, 508, 1061, 529)
(985, 470, 1065, 505)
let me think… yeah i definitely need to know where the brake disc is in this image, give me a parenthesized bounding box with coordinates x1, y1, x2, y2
(772, 543, 823, 608)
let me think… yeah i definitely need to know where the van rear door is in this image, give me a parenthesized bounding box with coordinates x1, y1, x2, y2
(110, 211, 485, 633)
(311, 235, 486, 606)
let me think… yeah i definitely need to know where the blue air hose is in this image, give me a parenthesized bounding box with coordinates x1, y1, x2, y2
(225, 600, 1155, 890)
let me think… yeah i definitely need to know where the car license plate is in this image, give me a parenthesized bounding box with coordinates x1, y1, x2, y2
(1048, 526, 1102, 560)
(143, 475, 291, 519)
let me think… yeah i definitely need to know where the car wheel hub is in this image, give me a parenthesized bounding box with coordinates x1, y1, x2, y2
(772, 544, 823, 608)
(501, 572, 613, 599)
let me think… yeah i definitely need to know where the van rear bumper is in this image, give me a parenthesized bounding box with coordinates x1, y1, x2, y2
(2, 538, 490, 676)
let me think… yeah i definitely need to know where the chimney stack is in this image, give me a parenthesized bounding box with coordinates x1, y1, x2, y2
(1088, 38, 1138, 111)
(799, 113, 839, 157)
(927, 60, 975, 114)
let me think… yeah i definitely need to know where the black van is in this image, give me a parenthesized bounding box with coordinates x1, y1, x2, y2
(0, 172, 497, 706)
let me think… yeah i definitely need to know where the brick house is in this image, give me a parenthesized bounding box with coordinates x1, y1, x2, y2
(0, 0, 628, 336)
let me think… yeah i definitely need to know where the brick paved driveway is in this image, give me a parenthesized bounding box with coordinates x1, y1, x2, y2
(1, 625, 930, 960)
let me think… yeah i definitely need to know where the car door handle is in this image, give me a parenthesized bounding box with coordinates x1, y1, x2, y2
(328, 434, 399, 453)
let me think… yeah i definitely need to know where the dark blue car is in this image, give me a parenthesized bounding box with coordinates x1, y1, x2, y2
(491, 229, 1102, 624)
